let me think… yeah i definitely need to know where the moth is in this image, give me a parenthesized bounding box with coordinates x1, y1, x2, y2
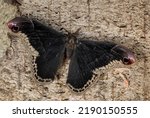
(7, 17, 135, 93)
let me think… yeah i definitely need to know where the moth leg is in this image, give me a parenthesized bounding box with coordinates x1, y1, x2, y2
(113, 68, 131, 87)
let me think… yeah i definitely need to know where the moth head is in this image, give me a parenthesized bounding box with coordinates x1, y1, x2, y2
(112, 45, 136, 65)
(7, 17, 34, 33)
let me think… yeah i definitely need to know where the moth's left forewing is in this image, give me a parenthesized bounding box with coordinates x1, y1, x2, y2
(7, 17, 67, 82)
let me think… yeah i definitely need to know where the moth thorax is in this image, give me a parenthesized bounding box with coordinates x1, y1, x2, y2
(66, 37, 77, 58)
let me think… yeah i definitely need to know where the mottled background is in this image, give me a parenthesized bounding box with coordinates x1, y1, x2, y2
(0, 0, 150, 100)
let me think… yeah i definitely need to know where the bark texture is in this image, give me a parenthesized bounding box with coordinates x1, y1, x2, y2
(0, 0, 150, 100)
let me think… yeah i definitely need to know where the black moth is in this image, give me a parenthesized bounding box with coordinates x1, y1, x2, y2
(7, 17, 135, 93)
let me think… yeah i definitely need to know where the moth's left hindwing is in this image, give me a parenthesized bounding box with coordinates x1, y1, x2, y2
(67, 40, 122, 93)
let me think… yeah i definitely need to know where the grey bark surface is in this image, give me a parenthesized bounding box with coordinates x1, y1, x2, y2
(0, 0, 150, 100)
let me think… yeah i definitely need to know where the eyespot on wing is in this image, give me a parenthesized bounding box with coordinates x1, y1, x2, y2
(7, 17, 34, 33)
(111, 45, 136, 65)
